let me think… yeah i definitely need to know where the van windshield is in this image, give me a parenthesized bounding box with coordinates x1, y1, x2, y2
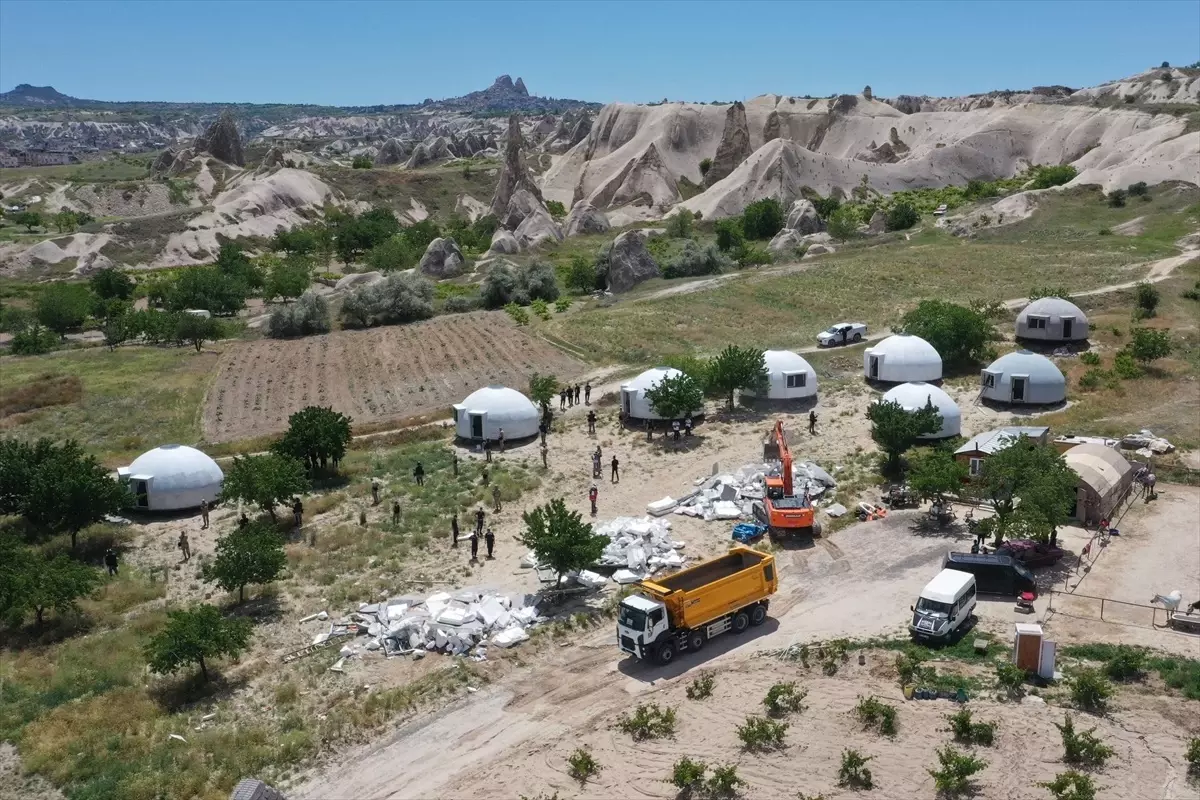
(619, 604, 647, 631)
(916, 598, 952, 616)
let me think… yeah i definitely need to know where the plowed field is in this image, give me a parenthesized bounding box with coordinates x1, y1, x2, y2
(202, 312, 584, 443)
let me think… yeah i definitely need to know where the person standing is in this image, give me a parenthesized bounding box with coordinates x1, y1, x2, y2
(483, 438, 492, 463)
(292, 498, 304, 528)
(539, 421, 548, 445)
(587, 409, 596, 434)
(592, 451, 601, 479)
(808, 409, 818, 435)
(451, 511, 461, 548)
(453, 452, 459, 477)
(104, 548, 119, 576)
(470, 530, 479, 562)
(178, 531, 191, 562)
(481, 465, 489, 487)
(498, 428, 505, 453)
(484, 527, 496, 560)
(475, 507, 486, 537)
(584, 381, 592, 404)
(414, 462, 425, 486)
(559, 389, 566, 411)
(540, 441, 548, 468)
(492, 484, 502, 512)
(371, 478, 382, 505)
(574, 384, 581, 405)
(392, 499, 401, 525)
(684, 416, 693, 438)
(611, 455, 620, 483)
(200, 499, 209, 530)
(589, 484, 598, 516)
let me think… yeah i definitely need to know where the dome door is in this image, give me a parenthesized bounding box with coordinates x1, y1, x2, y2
(1061, 318, 1074, 339)
(868, 355, 880, 379)
(1011, 376, 1026, 402)
(470, 413, 484, 439)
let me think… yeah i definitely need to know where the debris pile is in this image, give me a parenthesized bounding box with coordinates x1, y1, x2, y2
(1120, 429, 1175, 457)
(665, 461, 837, 520)
(593, 516, 686, 582)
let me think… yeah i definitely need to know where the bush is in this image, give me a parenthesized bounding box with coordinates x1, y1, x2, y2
(1128, 327, 1171, 365)
(827, 205, 860, 241)
(481, 261, 559, 308)
(268, 292, 331, 338)
(351, 154, 372, 169)
(1027, 286, 1072, 301)
(505, 302, 529, 325)
(565, 255, 598, 294)
(662, 240, 733, 278)
(1134, 282, 1160, 317)
(927, 746, 987, 798)
(1040, 770, 1098, 800)
(554, 297, 571, 313)
(1103, 645, 1147, 681)
(706, 765, 745, 798)
(1079, 351, 1101, 366)
(1111, 351, 1139, 379)
(763, 682, 808, 717)
(813, 195, 842, 219)
(567, 747, 600, 784)
(1106, 189, 1127, 208)
(837, 748, 874, 790)
(714, 219, 745, 252)
(686, 671, 715, 700)
(1030, 165, 1078, 189)
(616, 703, 676, 740)
(1127, 181, 1149, 198)
(665, 210, 694, 238)
(443, 295, 476, 314)
(885, 201, 919, 231)
(741, 198, 785, 239)
(900, 299, 996, 368)
(340, 273, 435, 328)
(947, 708, 996, 746)
(530, 298, 551, 321)
(545, 200, 567, 219)
(671, 756, 707, 794)
(1078, 368, 1106, 390)
(736, 715, 788, 751)
(698, 157, 713, 176)
(1056, 714, 1114, 766)
(367, 235, 420, 272)
(1183, 281, 1200, 301)
(737, 246, 772, 268)
(1187, 737, 1200, 777)
(995, 660, 1027, 699)
(854, 696, 897, 736)
(1070, 668, 1114, 713)
(9, 323, 59, 355)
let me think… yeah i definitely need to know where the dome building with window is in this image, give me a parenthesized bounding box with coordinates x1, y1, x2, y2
(452, 385, 540, 441)
(1016, 297, 1089, 342)
(878, 382, 962, 439)
(980, 350, 1067, 405)
(745, 350, 818, 400)
(863, 334, 943, 383)
(118, 445, 224, 511)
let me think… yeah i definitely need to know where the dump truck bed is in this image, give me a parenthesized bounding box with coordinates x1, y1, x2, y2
(639, 546, 775, 630)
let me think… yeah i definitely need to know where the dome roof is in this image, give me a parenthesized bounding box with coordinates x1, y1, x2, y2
(869, 334, 942, 368)
(127, 445, 223, 492)
(1018, 297, 1087, 322)
(880, 382, 961, 438)
(763, 350, 814, 374)
(624, 367, 684, 392)
(458, 385, 538, 418)
(985, 350, 1065, 385)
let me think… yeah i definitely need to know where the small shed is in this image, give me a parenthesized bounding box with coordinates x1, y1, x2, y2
(955, 426, 1050, 476)
(746, 350, 817, 400)
(980, 350, 1066, 405)
(1016, 297, 1089, 341)
(620, 367, 702, 421)
(452, 385, 539, 442)
(879, 382, 962, 439)
(863, 334, 943, 383)
(118, 444, 224, 511)
(1063, 443, 1135, 524)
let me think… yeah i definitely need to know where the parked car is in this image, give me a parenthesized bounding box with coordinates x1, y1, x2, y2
(943, 552, 1037, 597)
(817, 322, 867, 347)
(995, 539, 1065, 568)
(933, 203, 949, 216)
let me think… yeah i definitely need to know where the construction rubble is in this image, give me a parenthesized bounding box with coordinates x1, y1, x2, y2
(1120, 429, 1176, 458)
(644, 460, 837, 520)
(593, 515, 687, 582)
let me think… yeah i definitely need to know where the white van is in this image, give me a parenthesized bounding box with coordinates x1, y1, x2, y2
(909, 568, 977, 643)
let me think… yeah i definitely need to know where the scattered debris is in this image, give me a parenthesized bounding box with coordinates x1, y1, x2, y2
(593, 516, 687, 578)
(298, 611, 329, 624)
(1120, 429, 1175, 457)
(329, 658, 346, 673)
(826, 503, 848, 518)
(675, 461, 836, 521)
(168, 734, 187, 744)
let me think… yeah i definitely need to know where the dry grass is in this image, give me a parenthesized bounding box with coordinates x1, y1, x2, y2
(0, 374, 83, 419)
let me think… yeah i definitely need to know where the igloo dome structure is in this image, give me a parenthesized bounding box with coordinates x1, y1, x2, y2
(863, 334, 943, 383)
(452, 385, 540, 441)
(620, 367, 702, 421)
(879, 382, 962, 439)
(980, 350, 1066, 405)
(119, 444, 224, 511)
(1016, 297, 1088, 341)
(744, 350, 817, 400)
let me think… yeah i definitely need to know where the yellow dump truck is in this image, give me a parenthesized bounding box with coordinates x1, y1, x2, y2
(617, 546, 778, 665)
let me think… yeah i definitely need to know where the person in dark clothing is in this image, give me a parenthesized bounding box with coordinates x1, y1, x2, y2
(672, 420, 681, 442)
(559, 389, 567, 411)
(178, 531, 191, 562)
(498, 428, 505, 453)
(104, 548, 118, 576)
(592, 451, 601, 479)
(451, 512, 460, 548)
(392, 499, 401, 525)
(238, 512, 250, 528)
(540, 441, 548, 468)
(474, 507, 486, 536)
(483, 439, 492, 463)
(470, 531, 479, 561)
(587, 409, 596, 434)
(611, 456, 620, 483)
(292, 498, 304, 527)
(584, 381, 592, 404)
(413, 462, 425, 486)
(574, 384, 581, 405)
(492, 484, 502, 512)
(453, 453, 459, 477)
(200, 499, 209, 530)
(481, 466, 489, 486)
(645, 419, 653, 442)
(484, 527, 495, 559)
(539, 422, 548, 445)
(684, 416, 693, 437)
(589, 484, 598, 516)
(808, 410, 818, 435)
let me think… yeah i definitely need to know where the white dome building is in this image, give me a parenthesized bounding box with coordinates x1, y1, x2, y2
(1016, 297, 1089, 341)
(118, 444, 223, 511)
(980, 350, 1067, 405)
(452, 385, 539, 441)
(879, 382, 962, 439)
(864, 334, 943, 383)
(745, 350, 817, 400)
(620, 367, 702, 421)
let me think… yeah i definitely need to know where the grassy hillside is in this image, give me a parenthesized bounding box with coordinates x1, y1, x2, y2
(317, 159, 501, 219)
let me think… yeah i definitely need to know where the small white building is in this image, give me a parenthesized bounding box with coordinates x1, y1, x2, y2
(118, 444, 224, 511)
(745, 350, 817, 400)
(879, 382, 962, 439)
(1016, 297, 1089, 341)
(620, 366, 702, 421)
(452, 385, 540, 441)
(980, 350, 1066, 405)
(864, 334, 943, 383)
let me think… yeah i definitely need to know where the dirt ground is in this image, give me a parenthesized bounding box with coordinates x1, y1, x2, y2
(201, 311, 584, 442)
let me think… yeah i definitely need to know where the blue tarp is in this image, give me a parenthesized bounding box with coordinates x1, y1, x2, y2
(732, 523, 767, 543)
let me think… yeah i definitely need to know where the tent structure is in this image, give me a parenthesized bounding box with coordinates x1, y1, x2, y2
(452, 385, 539, 442)
(980, 350, 1066, 405)
(863, 334, 943, 383)
(118, 444, 223, 511)
(745, 350, 817, 400)
(1063, 443, 1135, 524)
(620, 367, 702, 421)
(879, 382, 962, 439)
(1016, 297, 1089, 341)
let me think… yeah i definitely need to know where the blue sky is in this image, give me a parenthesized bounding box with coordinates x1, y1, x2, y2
(1, 0, 1197, 105)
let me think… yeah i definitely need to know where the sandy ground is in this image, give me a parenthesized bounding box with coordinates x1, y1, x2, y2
(0, 744, 65, 800)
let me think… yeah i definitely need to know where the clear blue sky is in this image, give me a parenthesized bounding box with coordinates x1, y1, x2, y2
(1, 0, 1197, 105)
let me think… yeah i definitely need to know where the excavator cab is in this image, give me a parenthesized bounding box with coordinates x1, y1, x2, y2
(764, 475, 786, 500)
(760, 421, 821, 540)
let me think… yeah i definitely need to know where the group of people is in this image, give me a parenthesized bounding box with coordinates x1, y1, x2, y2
(449, 508, 497, 562)
(558, 381, 591, 410)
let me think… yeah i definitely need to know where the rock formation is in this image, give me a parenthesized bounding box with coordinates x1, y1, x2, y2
(490, 114, 551, 230)
(487, 228, 520, 256)
(194, 110, 245, 167)
(768, 228, 805, 254)
(867, 209, 887, 235)
(763, 110, 781, 143)
(704, 101, 751, 187)
(376, 138, 408, 165)
(785, 199, 822, 234)
(605, 230, 659, 292)
(418, 237, 465, 278)
(261, 146, 284, 170)
(803, 243, 835, 258)
(514, 77, 528, 96)
(404, 143, 430, 169)
(584, 143, 680, 210)
(150, 149, 175, 174)
(514, 207, 565, 249)
(563, 201, 611, 237)
(167, 147, 195, 177)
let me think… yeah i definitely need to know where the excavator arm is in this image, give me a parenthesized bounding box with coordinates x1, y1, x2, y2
(773, 420, 793, 497)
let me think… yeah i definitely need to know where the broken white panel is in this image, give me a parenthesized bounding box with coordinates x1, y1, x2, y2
(646, 496, 677, 516)
(491, 625, 529, 648)
(474, 596, 508, 627)
(424, 592, 452, 620)
(826, 503, 848, 518)
(712, 501, 742, 519)
(612, 569, 641, 584)
(575, 570, 607, 589)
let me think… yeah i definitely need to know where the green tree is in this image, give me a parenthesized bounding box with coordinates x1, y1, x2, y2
(174, 313, 224, 352)
(528, 372, 559, 412)
(867, 399, 942, 473)
(144, 604, 253, 682)
(202, 522, 288, 604)
(102, 313, 132, 350)
(545, 200, 567, 219)
(565, 255, 598, 294)
(272, 227, 318, 255)
(644, 372, 705, 420)
(167, 267, 249, 315)
(1106, 189, 1126, 208)
(518, 498, 609, 585)
(35, 282, 94, 336)
(2, 544, 100, 627)
(1030, 165, 1077, 189)
(813, 195, 841, 219)
(714, 219, 745, 252)
(698, 157, 713, 176)
(664, 210, 694, 239)
(705, 345, 768, 409)
(367, 235, 419, 272)
(89, 267, 135, 300)
(265, 255, 313, 301)
(827, 205, 860, 241)
(9, 323, 58, 355)
(1128, 327, 1171, 364)
(906, 447, 968, 502)
(352, 154, 373, 169)
(976, 439, 1079, 547)
(742, 198, 785, 240)
(54, 209, 78, 233)
(1134, 282, 1160, 318)
(11, 210, 42, 232)
(219, 453, 309, 519)
(20, 439, 128, 549)
(900, 300, 995, 368)
(274, 405, 352, 472)
(215, 242, 264, 291)
(886, 201, 919, 231)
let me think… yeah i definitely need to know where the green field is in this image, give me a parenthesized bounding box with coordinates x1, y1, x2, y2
(0, 153, 155, 184)
(317, 159, 501, 220)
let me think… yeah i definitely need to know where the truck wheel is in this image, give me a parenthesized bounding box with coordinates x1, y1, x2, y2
(657, 640, 677, 665)
(688, 631, 704, 652)
(853, 333, 862, 342)
(732, 611, 750, 634)
(750, 604, 768, 626)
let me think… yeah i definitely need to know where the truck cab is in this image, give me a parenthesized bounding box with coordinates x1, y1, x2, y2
(617, 594, 669, 662)
(910, 568, 977, 642)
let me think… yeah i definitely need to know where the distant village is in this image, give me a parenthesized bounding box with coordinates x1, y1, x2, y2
(0, 145, 80, 168)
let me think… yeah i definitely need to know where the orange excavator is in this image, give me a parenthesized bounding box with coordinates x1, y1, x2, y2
(754, 420, 822, 540)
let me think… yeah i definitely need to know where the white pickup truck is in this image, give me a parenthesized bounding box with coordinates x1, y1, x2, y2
(817, 322, 867, 347)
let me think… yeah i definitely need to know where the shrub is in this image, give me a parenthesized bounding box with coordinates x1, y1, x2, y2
(481, 261, 559, 308)
(995, 660, 1027, 699)
(505, 302, 529, 325)
(736, 715, 788, 751)
(268, 292, 331, 338)
(698, 157, 713, 176)
(1056, 714, 1114, 766)
(1127, 181, 1149, 198)
(1079, 351, 1101, 366)
(367, 235, 419, 272)
(885, 201, 919, 231)
(662, 240, 733, 278)
(742, 198, 785, 239)
(854, 696, 897, 736)
(1186, 737, 1200, 777)
(706, 765, 745, 798)
(827, 205, 860, 240)
(1078, 368, 1106, 390)
(340, 273, 435, 328)
(763, 682, 808, 717)
(671, 757, 707, 794)
(1111, 351, 1139, 379)
(1030, 164, 1078, 189)
(567, 747, 600, 784)
(545, 200, 567, 219)
(838, 749, 874, 790)
(927, 746, 987, 798)
(565, 255, 597, 294)
(947, 708, 996, 746)
(900, 299, 996, 368)
(686, 671, 715, 700)
(554, 297, 571, 313)
(737, 245, 772, 267)
(1128, 327, 1171, 364)
(1134, 282, 1160, 317)
(530, 298, 551, 321)
(10, 323, 59, 355)
(443, 295, 477, 314)
(616, 703, 677, 740)
(1070, 669, 1114, 713)
(1183, 281, 1200, 301)
(1106, 190, 1127, 208)
(351, 154, 372, 169)
(1103, 645, 1147, 681)
(665, 210, 694, 238)
(1040, 770, 1098, 800)
(714, 219, 745, 252)
(1098, 227, 1112, 235)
